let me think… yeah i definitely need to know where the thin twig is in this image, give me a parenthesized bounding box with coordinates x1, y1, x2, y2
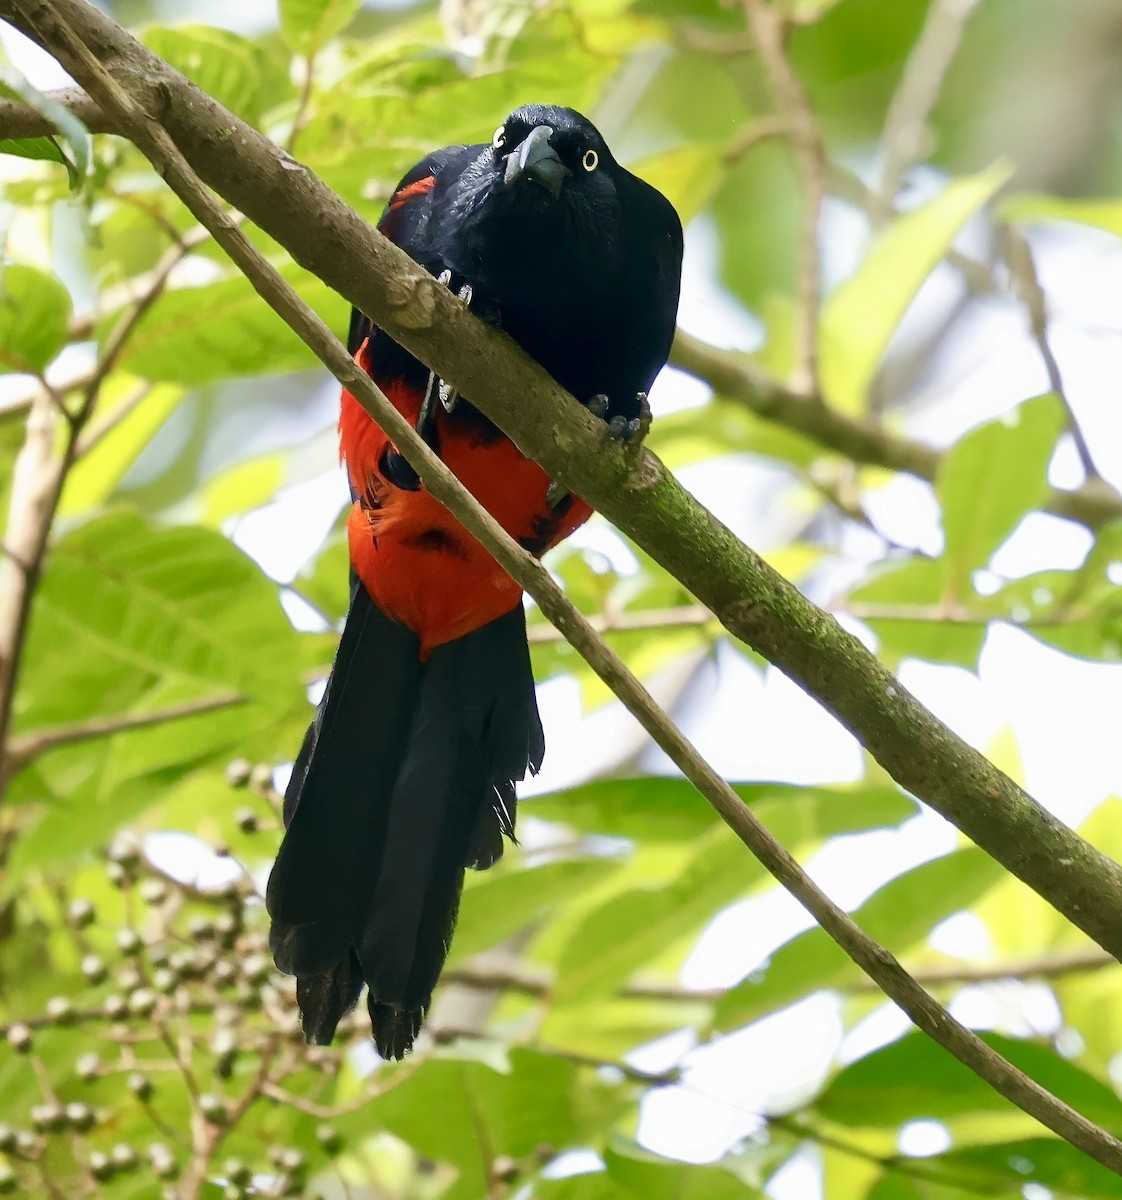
(73, 378, 153, 456)
(740, 0, 825, 393)
(67, 222, 215, 342)
(723, 113, 790, 166)
(877, 0, 985, 213)
(444, 945, 1116, 1005)
(527, 604, 716, 644)
(1002, 225, 1098, 480)
(3, 689, 244, 774)
(767, 1113, 994, 1194)
(285, 52, 316, 153)
(674, 26, 756, 56)
(27, 2, 1122, 1170)
(0, 388, 64, 763)
(434, 1023, 682, 1084)
(0, 363, 96, 423)
(839, 600, 1086, 627)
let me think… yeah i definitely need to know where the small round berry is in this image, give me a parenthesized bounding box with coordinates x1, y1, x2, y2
(6, 1025, 32, 1054)
(67, 898, 95, 928)
(225, 759, 252, 788)
(65, 1103, 95, 1132)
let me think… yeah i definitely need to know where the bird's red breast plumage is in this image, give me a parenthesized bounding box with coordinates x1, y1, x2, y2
(339, 338, 591, 657)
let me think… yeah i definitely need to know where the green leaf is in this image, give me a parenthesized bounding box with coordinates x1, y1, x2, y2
(0, 68, 88, 186)
(928, 1137, 1122, 1198)
(101, 262, 345, 383)
(198, 453, 287, 526)
(60, 381, 184, 517)
(8, 512, 306, 874)
(937, 394, 1065, 598)
(279, 0, 363, 55)
(999, 192, 1122, 239)
(0, 263, 71, 373)
(816, 1031, 1122, 1132)
(368, 1051, 578, 1199)
(648, 399, 821, 472)
(0, 135, 70, 177)
(550, 785, 915, 1006)
(848, 558, 986, 668)
(142, 26, 281, 126)
(819, 162, 1012, 416)
(451, 858, 621, 964)
(603, 1145, 763, 1198)
(714, 849, 1004, 1032)
(294, 527, 349, 624)
(632, 145, 726, 226)
(530, 778, 912, 844)
(864, 1177, 966, 1200)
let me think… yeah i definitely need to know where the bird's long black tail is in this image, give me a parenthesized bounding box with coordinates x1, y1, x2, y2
(266, 584, 543, 1058)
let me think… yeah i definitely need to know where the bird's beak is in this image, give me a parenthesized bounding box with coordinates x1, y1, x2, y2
(503, 125, 568, 198)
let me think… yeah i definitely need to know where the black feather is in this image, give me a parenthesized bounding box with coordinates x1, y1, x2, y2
(267, 596, 542, 1056)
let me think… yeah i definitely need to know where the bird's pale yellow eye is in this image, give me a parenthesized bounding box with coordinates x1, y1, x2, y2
(582, 148, 599, 172)
(492, 125, 506, 150)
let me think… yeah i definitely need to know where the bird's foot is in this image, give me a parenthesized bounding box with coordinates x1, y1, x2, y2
(434, 270, 476, 414)
(606, 392, 651, 445)
(547, 393, 651, 507)
(584, 392, 651, 445)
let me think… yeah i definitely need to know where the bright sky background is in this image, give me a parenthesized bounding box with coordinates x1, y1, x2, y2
(4, 12, 1122, 1196)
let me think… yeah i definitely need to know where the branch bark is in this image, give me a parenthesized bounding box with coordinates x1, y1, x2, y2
(10, 0, 1122, 1168)
(4, 0, 1122, 976)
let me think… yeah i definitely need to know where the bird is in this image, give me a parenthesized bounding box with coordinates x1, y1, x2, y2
(266, 103, 683, 1059)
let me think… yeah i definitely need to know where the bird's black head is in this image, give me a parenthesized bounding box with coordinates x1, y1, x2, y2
(406, 103, 681, 408)
(490, 104, 614, 203)
(429, 105, 627, 298)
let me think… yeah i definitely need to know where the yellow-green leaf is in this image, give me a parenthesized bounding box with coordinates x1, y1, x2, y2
(0, 263, 71, 374)
(999, 192, 1122, 238)
(819, 161, 1012, 416)
(632, 144, 725, 226)
(937, 393, 1065, 599)
(279, 0, 363, 55)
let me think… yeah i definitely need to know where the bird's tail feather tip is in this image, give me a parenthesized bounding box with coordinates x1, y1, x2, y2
(369, 997, 426, 1060)
(294, 952, 364, 1047)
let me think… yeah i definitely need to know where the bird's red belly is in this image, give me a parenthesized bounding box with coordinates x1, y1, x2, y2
(340, 382, 591, 657)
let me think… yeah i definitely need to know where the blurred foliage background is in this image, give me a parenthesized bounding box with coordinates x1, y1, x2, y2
(2, 0, 1122, 1196)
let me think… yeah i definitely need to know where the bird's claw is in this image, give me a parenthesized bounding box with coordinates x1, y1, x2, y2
(604, 393, 651, 445)
(605, 415, 640, 442)
(429, 272, 477, 415)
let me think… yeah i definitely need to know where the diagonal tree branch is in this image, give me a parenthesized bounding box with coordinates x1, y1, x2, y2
(5, 0, 1122, 975)
(19, 0, 1122, 1169)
